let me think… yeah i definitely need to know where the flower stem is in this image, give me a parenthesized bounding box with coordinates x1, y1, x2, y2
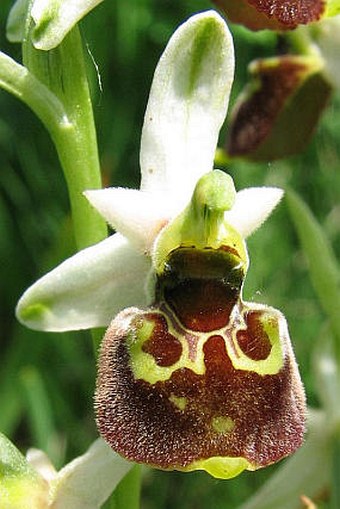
(22, 25, 107, 250)
(1, 12, 142, 508)
(103, 466, 142, 509)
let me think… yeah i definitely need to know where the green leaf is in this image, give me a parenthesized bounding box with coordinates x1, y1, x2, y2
(20, 367, 57, 460)
(313, 329, 340, 427)
(286, 190, 340, 357)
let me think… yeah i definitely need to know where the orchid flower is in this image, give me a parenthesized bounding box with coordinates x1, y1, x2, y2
(16, 11, 306, 479)
(0, 433, 131, 509)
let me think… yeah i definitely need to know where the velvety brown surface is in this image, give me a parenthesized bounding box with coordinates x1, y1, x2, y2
(248, 0, 324, 27)
(212, 0, 325, 30)
(228, 58, 306, 156)
(95, 306, 305, 470)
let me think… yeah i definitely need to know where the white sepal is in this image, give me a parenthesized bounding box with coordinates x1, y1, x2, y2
(50, 438, 132, 509)
(31, 0, 103, 50)
(84, 188, 174, 252)
(16, 234, 151, 331)
(26, 449, 57, 483)
(140, 11, 234, 211)
(225, 187, 284, 238)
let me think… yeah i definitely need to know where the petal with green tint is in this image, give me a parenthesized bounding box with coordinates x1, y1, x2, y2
(226, 55, 331, 161)
(84, 188, 174, 252)
(50, 438, 132, 509)
(225, 187, 283, 238)
(0, 432, 48, 509)
(26, 448, 57, 483)
(212, 0, 325, 30)
(16, 234, 151, 331)
(6, 0, 28, 43)
(30, 0, 103, 50)
(140, 11, 234, 211)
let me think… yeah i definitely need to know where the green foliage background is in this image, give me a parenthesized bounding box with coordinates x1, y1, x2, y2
(1, 1, 340, 507)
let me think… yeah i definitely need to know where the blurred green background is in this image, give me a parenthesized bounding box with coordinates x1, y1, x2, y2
(1, 1, 339, 507)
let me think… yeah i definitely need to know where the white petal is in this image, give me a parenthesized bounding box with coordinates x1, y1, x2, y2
(31, 0, 103, 50)
(26, 448, 57, 483)
(16, 234, 151, 331)
(51, 438, 132, 509)
(84, 188, 174, 252)
(225, 187, 284, 238)
(140, 11, 234, 211)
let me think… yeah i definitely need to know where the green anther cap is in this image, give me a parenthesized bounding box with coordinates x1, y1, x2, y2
(153, 171, 245, 274)
(191, 170, 236, 214)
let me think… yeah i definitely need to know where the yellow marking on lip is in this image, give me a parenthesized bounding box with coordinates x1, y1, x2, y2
(212, 416, 235, 434)
(169, 394, 187, 411)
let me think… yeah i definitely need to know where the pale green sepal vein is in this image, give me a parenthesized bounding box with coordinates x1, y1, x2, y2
(140, 11, 235, 211)
(30, 0, 104, 50)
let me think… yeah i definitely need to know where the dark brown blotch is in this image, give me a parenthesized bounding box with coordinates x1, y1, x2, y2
(141, 313, 182, 367)
(236, 310, 272, 360)
(158, 247, 244, 332)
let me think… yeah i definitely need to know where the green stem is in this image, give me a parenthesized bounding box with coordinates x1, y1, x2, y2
(22, 25, 107, 250)
(103, 466, 142, 509)
(1, 12, 142, 508)
(0, 51, 69, 134)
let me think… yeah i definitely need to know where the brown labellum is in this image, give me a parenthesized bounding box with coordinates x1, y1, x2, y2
(95, 246, 306, 477)
(212, 0, 325, 31)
